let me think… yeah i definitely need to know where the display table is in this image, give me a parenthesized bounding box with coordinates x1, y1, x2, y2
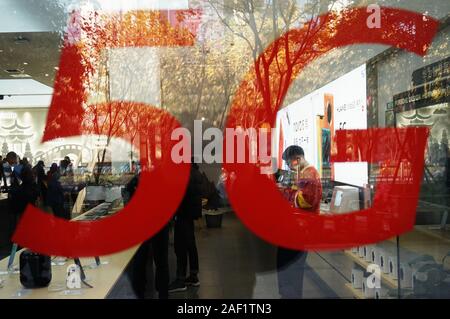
(340, 226, 450, 299)
(0, 203, 138, 299)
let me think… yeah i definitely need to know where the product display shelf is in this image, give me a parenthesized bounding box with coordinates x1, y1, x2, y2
(344, 283, 365, 299)
(414, 226, 450, 245)
(390, 229, 450, 265)
(344, 250, 398, 289)
(344, 225, 450, 299)
(345, 282, 399, 300)
(414, 199, 450, 243)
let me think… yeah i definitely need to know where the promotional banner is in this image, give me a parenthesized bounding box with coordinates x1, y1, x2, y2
(275, 64, 368, 187)
(275, 97, 317, 171)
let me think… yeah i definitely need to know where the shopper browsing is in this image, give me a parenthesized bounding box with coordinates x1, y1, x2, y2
(6, 152, 37, 238)
(5, 152, 22, 219)
(276, 145, 322, 299)
(127, 173, 170, 299)
(5, 152, 21, 189)
(0, 156, 6, 192)
(46, 166, 70, 220)
(33, 160, 47, 206)
(11, 165, 39, 221)
(61, 156, 74, 177)
(169, 161, 203, 293)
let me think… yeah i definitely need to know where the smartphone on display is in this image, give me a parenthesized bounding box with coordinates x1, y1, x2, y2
(324, 94, 334, 146)
(323, 94, 334, 178)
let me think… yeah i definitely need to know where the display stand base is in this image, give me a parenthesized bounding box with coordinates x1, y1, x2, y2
(11, 288, 32, 298)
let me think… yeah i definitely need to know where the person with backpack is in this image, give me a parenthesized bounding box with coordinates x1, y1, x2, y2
(169, 161, 203, 293)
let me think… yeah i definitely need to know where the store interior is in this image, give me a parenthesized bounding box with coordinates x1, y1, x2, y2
(0, 0, 450, 299)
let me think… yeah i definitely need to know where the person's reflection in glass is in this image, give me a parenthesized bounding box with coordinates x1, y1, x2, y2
(276, 145, 322, 299)
(126, 172, 170, 299)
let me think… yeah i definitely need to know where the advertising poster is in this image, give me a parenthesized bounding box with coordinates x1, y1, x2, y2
(275, 97, 318, 172)
(275, 64, 368, 187)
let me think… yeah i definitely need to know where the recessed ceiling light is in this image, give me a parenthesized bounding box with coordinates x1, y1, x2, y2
(54, 66, 59, 70)
(23, 62, 28, 65)
(45, 74, 49, 77)
(10, 74, 32, 78)
(14, 36, 30, 44)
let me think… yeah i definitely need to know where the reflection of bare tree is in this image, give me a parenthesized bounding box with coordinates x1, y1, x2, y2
(205, 0, 351, 129)
(45, 9, 202, 184)
(160, 36, 249, 131)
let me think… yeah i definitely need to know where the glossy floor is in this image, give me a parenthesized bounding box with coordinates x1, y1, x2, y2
(108, 213, 353, 299)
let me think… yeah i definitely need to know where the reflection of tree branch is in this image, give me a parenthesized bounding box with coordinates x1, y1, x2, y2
(209, 1, 256, 53)
(246, 1, 264, 52)
(194, 50, 207, 119)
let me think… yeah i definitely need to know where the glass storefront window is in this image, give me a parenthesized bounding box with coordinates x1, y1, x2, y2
(0, 0, 449, 300)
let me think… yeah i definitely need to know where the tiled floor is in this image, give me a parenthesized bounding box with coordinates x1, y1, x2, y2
(109, 213, 351, 299)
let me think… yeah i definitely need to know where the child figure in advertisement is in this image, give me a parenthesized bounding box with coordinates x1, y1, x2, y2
(276, 145, 322, 299)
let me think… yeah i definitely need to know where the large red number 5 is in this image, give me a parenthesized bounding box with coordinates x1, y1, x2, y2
(12, 10, 201, 257)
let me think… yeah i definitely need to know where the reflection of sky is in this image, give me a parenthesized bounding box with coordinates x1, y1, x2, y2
(63, 0, 189, 11)
(329, 0, 353, 11)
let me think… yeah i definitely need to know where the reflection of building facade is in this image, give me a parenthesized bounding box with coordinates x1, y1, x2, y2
(0, 119, 34, 161)
(393, 54, 450, 177)
(34, 144, 92, 168)
(190, 0, 227, 43)
(0, 109, 97, 167)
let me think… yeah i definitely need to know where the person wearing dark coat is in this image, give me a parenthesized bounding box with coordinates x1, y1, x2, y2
(127, 173, 170, 299)
(33, 160, 47, 205)
(169, 162, 203, 293)
(13, 166, 39, 215)
(5, 152, 22, 238)
(9, 165, 39, 240)
(46, 170, 70, 220)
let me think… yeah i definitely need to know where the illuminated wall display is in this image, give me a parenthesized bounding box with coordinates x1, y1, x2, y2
(275, 64, 368, 187)
(0, 107, 135, 168)
(275, 97, 317, 171)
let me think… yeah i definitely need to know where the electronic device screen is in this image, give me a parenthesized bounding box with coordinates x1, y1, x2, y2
(277, 170, 294, 187)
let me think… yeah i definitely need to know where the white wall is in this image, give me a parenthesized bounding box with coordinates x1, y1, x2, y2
(0, 0, 65, 33)
(0, 0, 190, 33)
(0, 107, 135, 165)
